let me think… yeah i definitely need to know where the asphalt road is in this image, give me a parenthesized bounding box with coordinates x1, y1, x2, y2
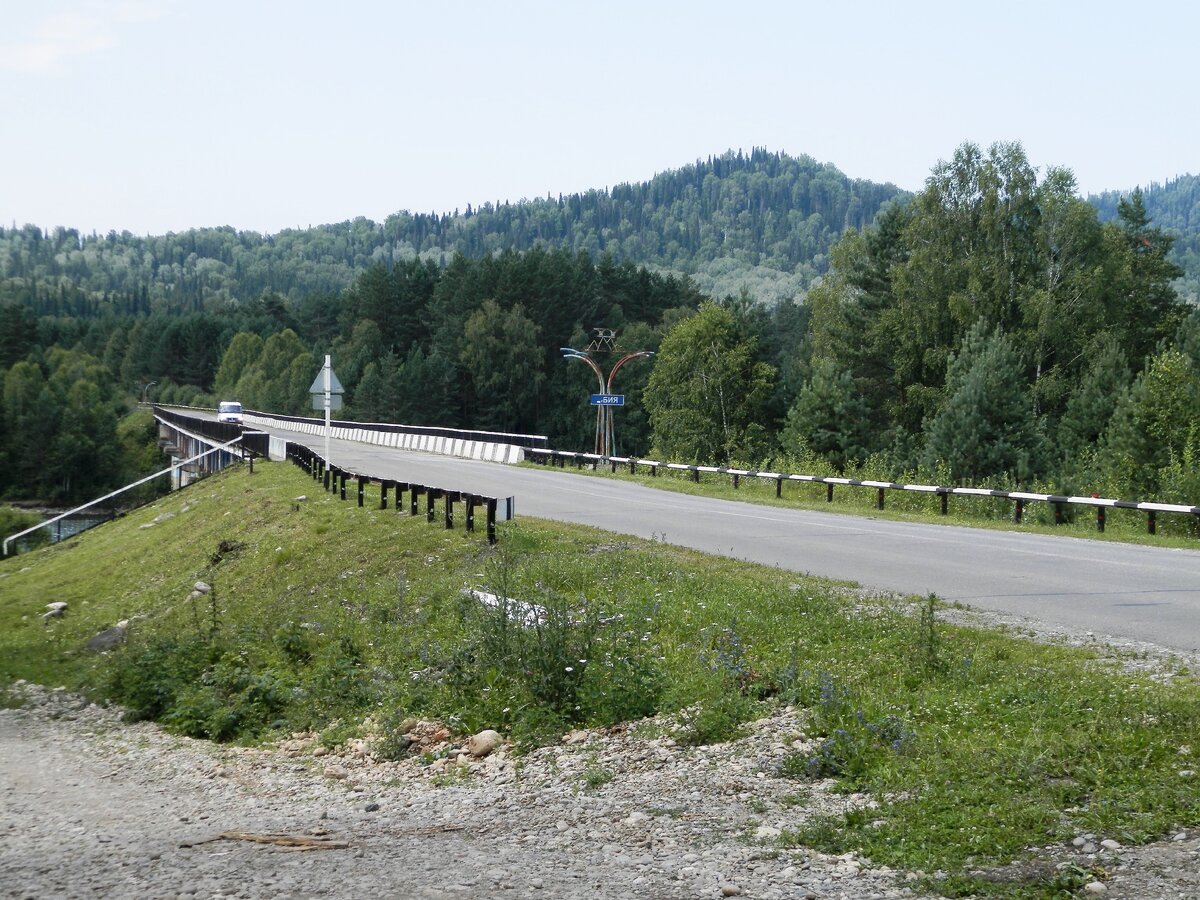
(246, 422, 1200, 655)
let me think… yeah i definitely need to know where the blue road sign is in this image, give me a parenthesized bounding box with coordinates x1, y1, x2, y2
(590, 394, 625, 406)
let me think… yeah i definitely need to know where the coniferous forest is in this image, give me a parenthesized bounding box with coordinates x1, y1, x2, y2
(1, 144, 1197, 514)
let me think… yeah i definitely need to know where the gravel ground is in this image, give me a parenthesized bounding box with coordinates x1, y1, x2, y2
(2, 607, 1199, 900)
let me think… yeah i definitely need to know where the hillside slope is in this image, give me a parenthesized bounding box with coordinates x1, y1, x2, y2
(0, 149, 905, 310)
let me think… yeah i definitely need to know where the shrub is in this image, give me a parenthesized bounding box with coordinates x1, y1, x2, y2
(104, 636, 220, 723)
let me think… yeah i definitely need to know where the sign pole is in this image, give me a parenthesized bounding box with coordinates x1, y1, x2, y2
(323, 353, 331, 466)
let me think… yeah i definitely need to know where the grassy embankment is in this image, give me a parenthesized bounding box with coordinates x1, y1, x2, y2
(1, 460, 1197, 898)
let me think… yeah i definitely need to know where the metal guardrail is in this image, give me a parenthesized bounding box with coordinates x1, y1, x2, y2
(285, 442, 514, 544)
(527, 449, 1200, 536)
(152, 406, 270, 458)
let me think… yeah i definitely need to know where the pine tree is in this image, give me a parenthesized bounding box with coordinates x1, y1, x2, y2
(922, 323, 1045, 483)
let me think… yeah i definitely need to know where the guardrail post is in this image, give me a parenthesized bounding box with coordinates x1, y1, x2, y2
(650, 465, 657, 477)
(630, 460, 637, 475)
(395, 483, 408, 513)
(731, 473, 739, 489)
(1096, 507, 1106, 532)
(466, 496, 476, 533)
(1054, 501, 1064, 526)
(339, 473, 347, 501)
(939, 491, 949, 515)
(1013, 499, 1023, 523)
(775, 477, 782, 498)
(426, 489, 437, 522)
(410, 485, 421, 517)
(323, 467, 331, 491)
(826, 483, 834, 503)
(691, 468, 700, 483)
(380, 481, 391, 510)
(610, 459, 618, 474)
(1147, 510, 1157, 535)
(445, 492, 456, 529)
(357, 477, 365, 507)
(486, 498, 498, 544)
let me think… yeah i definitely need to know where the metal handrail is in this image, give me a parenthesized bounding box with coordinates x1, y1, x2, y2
(2, 436, 243, 556)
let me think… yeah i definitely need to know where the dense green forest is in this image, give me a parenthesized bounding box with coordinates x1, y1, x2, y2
(3, 149, 1197, 319)
(1090, 173, 1200, 300)
(1, 143, 1197, 518)
(0, 150, 906, 313)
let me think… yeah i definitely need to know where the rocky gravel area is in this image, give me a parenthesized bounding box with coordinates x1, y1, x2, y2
(2, 605, 1199, 900)
(1, 684, 923, 900)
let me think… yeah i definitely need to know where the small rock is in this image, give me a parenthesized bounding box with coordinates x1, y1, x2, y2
(1083, 881, 1108, 895)
(467, 729, 502, 758)
(1100, 838, 1120, 851)
(323, 764, 349, 780)
(362, 802, 380, 812)
(193, 581, 212, 594)
(754, 826, 782, 839)
(85, 621, 128, 653)
(721, 886, 742, 897)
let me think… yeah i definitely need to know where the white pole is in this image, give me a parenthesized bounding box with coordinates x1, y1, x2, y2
(323, 353, 331, 466)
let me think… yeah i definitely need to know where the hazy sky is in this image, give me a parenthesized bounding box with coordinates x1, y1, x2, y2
(2, 0, 1196, 236)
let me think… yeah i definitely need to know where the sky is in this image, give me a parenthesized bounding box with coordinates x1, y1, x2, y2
(2, 0, 1197, 237)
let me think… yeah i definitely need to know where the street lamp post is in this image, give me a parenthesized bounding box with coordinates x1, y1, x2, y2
(561, 344, 654, 457)
(141, 381, 157, 404)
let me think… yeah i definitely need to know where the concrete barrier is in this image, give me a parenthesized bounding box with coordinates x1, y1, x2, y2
(242, 414, 527, 465)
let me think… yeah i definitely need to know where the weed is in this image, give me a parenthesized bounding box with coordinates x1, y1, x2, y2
(318, 720, 358, 749)
(783, 672, 914, 781)
(675, 689, 753, 747)
(582, 764, 615, 789)
(917, 593, 943, 674)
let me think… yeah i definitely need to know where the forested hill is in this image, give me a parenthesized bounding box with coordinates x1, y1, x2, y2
(3, 150, 1197, 318)
(1090, 174, 1200, 299)
(381, 149, 905, 302)
(0, 150, 905, 313)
